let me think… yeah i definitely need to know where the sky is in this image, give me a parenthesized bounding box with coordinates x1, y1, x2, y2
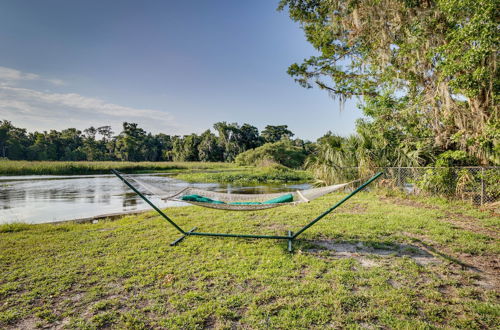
(0, 0, 364, 141)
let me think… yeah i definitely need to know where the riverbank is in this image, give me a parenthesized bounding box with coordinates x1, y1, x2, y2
(1, 192, 498, 328)
(0, 160, 239, 176)
(175, 164, 312, 184)
(0, 160, 312, 184)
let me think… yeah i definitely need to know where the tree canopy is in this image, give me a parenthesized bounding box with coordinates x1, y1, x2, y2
(0, 120, 302, 164)
(279, 0, 499, 165)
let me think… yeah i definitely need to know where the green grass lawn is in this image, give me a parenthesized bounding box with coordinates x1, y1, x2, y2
(0, 191, 498, 329)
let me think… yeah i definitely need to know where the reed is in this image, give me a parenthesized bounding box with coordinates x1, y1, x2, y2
(0, 160, 238, 176)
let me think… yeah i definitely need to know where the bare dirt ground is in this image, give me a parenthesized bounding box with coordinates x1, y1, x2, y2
(380, 196, 499, 290)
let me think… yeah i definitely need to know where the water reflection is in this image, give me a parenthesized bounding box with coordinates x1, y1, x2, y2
(0, 174, 310, 224)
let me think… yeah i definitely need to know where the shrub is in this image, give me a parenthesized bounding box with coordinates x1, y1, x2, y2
(416, 151, 485, 198)
(234, 141, 307, 168)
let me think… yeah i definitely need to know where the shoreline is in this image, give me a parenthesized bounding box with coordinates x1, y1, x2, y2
(52, 209, 153, 224)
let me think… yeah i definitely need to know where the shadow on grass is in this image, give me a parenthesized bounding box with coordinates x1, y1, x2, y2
(296, 238, 479, 271)
(297, 239, 439, 266)
(404, 237, 480, 271)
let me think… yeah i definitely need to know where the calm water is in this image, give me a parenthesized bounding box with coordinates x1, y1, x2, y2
(0, 173, 310, 224)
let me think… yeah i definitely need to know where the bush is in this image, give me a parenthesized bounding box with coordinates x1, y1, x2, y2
(415, 151, 487, 198)
(176, 163, 312, 184)
(234, 141, 307, 168)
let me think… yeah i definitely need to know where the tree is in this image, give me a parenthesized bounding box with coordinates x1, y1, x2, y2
(155, 133, 173, 161)
(60, 128, 86, 160)
(97, 126, 113, 141)
(172, 134, 201, 161)
(213, 122, 244, 161)
(0, 120, 307, 163)
(114, 122, 147, 161)
(0, 120, 30, 159)
(198, 130, 223, 162)
(238, 124, 262, 150)
(82, 126, 108, 161)
(261, 125, 294, 143)
(279, 0, 499, 165)
(0, 121, 9, 158)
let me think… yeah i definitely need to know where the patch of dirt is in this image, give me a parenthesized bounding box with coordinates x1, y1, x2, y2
(203, 315, 216, 329)
(403, 232, 499, 290)
(10, 317, 38, 330)
(9, 315, 70, 330)
(338, 203, 368, 214)
(440, 212, 499, 240)
(481, 201, 500, 215)
(255, 223, 286, 232)
(69, 292, 85, 302)
(387, 279, 402, 289)
(379, 196, 440, 210)
(306, 240, 441, 267)
(380, 195, 499, 239)
(357, 258, 380, 268)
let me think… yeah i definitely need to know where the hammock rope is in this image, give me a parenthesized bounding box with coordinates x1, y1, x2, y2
(121, 173, 358, 211)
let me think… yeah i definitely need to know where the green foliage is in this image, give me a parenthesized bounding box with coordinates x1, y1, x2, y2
(235, 141, 308, 168)
(279, 0, 499, 164)
(198, 130, 223, 162)
(305, 129, 436, 185)
(0, 160, 238, 175)
(0, 120, 299, 164)
(172, 134, 201, 161)
(261, 125, 294, 143)
(213, 122, 262, 162)
(416, 151, 480, 196)
(115, 122, 147, 161)
(0, 223, 31, 233)
(0, 192, 498, 328)
(176, 164, 312, 184)
(434, 150, 478, 167)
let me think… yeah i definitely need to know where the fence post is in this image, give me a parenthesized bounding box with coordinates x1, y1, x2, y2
(480, 167, 485, 206)
(397, 167, 402, 188)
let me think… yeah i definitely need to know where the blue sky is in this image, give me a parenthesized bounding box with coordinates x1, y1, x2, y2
(0, 0, 363, 141)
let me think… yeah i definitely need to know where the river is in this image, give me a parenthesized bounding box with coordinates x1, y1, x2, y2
(0, 173, 310, 224)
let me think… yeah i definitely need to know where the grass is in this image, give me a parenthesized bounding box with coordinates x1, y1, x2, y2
(176, 165, 313, 184)
(0, 160, 239, 176)
(1, 191, 498, 328)
(0, 160, 312, 184)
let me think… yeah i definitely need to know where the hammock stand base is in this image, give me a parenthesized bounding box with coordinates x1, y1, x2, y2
(111, 170, 383, 252)
(170, 229, 296, 252)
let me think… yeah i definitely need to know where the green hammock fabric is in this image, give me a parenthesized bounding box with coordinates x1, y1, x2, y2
(181, 193, 294, 205)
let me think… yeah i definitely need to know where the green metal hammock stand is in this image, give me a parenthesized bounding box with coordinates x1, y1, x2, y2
(111, 169, 383, 252)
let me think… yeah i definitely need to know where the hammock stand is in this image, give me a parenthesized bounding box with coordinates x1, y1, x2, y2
(111, 169, 383, 252)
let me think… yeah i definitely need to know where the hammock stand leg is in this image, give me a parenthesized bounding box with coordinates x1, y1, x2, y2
(111, 170, 383, 252)
(111, 169, 186, 235)
(171, 227, 197, 246)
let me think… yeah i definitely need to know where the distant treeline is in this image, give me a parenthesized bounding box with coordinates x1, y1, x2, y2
(0, 120, 312, 163)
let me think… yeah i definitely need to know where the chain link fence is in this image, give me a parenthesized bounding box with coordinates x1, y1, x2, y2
(331, 167, 499, 206)
(379, 167, 499, 205)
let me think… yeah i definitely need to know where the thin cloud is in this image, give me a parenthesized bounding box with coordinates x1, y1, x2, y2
(0, 85, 178, 133)
(0, 66, 64, 86)
(0, 66, 40, 81)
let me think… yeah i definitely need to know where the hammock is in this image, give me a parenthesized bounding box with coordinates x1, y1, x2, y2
(111, 169, 384, 251)
(122, 173, 355, 211)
